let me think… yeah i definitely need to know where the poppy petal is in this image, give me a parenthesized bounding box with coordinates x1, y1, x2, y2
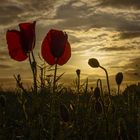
(58, 42, 71, 65)
(19, 21, 36, 52)
(41, 29, 71, 65)
(6, 30, 28, 61)
(49, 29, 67, 58)
(41, 34, 55, 65)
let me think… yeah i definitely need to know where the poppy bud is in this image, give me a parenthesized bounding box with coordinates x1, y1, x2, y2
(88, 58, 100, 68)
(0, 95, 6, 108)
(76, 69, 81, 77)
(94, 100, 102, 114)
(94, 87, 100, 99)
(60, 104, 70, 122)
(115, 72, 123, 85)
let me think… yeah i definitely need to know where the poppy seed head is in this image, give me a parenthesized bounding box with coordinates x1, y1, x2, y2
(116, 72, 123, 85)
(76, 69, 81, 77)
(88, 58, 100, 68)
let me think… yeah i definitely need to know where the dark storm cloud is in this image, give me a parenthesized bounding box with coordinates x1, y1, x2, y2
(0, 5, 23, 24)
(99, 46, 136, 51)
(52, 0, 140, 31)
(89, 11, 140, 31)
(68, 34, 81, 44)
(0, 64, 11, 69)
(72, 43, 104, 53)
(0, 0, 57, 28)
(125, 58, 140, 69)
(119, 32, 140, 39)
(54, 0, 90, 19)
(122, 57, 140, 80)
(99, 0, 140, 8)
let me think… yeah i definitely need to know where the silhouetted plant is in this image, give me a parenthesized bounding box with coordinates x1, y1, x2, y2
(94, 87, 101, 99)
(88, 58, 111, 97)
(97, 79, 104, 99)
(41, 29, 71, 140)
(14, 74, 28, 121)
(0, 95, 6, 108)
(88, 58, 100, 68)
(14, 74, 27, 94)
(60, 104, 70, 122)
(94, 100, 102, 114)
(116, 118, 129, 140)
(115, 72, 123, 96)
(76, 69, 81, 94)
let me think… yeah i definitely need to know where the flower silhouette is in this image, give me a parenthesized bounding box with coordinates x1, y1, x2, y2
(6, 21, 36, 61)
(41, 29, 71, 65)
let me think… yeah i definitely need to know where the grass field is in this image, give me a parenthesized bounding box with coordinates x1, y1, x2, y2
(0, 80, 139, 140)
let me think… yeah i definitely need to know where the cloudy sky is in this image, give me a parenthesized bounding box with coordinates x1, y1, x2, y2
(0, 0, 140, 89)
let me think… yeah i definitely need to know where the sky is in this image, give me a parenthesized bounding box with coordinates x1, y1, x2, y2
(0, 0, 140, 90)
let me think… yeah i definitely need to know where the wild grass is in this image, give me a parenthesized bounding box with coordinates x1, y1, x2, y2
(0, 75, 139, 140)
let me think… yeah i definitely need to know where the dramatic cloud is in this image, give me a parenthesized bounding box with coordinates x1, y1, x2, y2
(0, 64, 11, 69)
(99, 46, 136, 51)
(99, 0, 140, 8)
(0, 0, 140, 88)
(0, 0, 61, 29)
(119, 32, 140, 39)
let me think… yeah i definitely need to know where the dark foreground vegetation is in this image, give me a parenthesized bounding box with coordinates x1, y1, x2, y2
(0, 82, 139, 140)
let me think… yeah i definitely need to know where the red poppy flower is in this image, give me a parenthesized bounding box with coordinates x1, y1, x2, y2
(41, 29, 71, 65)
(6, 21, 36, 61)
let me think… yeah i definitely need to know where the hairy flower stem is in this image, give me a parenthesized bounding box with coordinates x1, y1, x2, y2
(96, 78, 108, 138)
(53, 62, 58, 93)
(29, 52, 37, 94)
(50, 59, 58, 140)
(117, 85, 120, 96)
(99, 66, 111, 98)
(99, 67, 111, 139)
(97, 79, 103, 99)
(77, 75, 80, 94)
(77, 74, 80, 109)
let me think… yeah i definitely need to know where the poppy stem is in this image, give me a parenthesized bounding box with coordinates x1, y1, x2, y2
(77, 75, 80, 94)
(117, 85, 120, 96)
(53, 60, 58, 93)
(50, 59, 58, 140)
(99, 66, 111, 97)
(97, 78, 109, 138)
(97, 79, 103, 99)
(29, 52, 37, 94)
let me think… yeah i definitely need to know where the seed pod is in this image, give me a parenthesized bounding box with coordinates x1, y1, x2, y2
(94, 100, 102, 114)
(76, 69, 81, 77)
(88, 58, 100, 68)
(60, 104, 69, 122)
(0, 95, 6, 108)
(94, 87, 100, 99)
(115, 72, 123, 85)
